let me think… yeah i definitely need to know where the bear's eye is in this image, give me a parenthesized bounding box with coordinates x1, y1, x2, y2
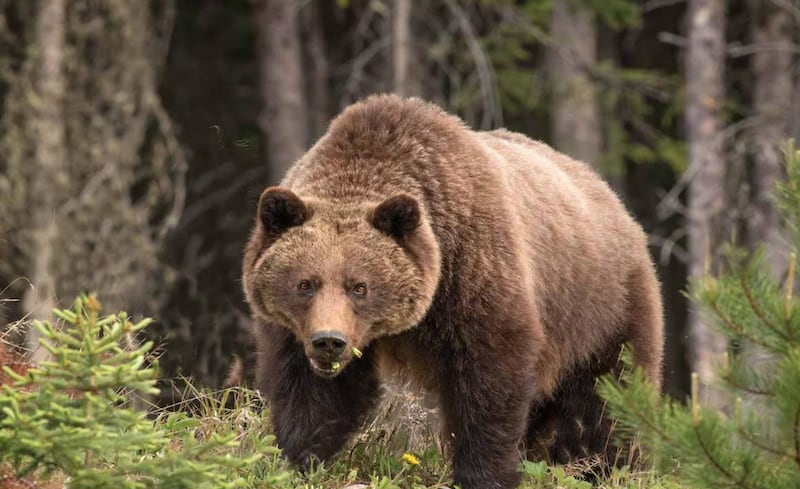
(297, 280, 314, 294)
(352, 283, 368, 296)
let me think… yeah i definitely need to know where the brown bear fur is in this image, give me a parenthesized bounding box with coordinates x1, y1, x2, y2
(242, 94, 663, 489)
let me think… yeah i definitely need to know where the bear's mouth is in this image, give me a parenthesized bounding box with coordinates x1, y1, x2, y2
(309, 357, 345, 378)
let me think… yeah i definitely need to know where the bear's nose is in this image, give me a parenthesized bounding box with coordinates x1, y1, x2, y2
(310, 331, 348, 358)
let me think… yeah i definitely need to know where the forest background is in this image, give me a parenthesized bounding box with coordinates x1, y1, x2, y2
(0, 0, 797, 410)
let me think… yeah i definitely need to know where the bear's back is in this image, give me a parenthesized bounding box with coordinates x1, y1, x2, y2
(286, 96, 650, 372)
(474, 129, 647, 368)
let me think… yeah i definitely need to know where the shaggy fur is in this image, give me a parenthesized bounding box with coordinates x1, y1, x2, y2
(241, 95, 663, 489)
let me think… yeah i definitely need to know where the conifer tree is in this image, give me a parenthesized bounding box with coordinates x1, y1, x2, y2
(599, 142, 800, 489)
(0, 294, 284, 489)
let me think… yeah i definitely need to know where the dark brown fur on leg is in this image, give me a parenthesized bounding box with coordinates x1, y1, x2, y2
(441, 367, 533, 489)
(256, 323, 381, 470)
(417, 308, 537, 489)
(524, 334, 639, 477)
(526, 367, 614, 466)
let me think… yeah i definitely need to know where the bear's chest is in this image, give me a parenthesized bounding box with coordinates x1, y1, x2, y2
(373, 336, 439, 410)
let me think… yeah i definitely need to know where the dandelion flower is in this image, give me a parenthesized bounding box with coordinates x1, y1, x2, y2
(402, 453, 420, 466)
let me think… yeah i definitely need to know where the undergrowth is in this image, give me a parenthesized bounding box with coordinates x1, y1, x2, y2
(0, 294, 675, 488)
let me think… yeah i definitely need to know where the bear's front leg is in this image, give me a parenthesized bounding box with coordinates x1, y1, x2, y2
(438, 346, 535, 489)
(255, 324, 380, 471)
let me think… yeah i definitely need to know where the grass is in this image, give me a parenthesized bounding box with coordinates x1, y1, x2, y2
(0, 344, 678, 489)
(0, 296, 677, 489)
(145, 380, 680, 489)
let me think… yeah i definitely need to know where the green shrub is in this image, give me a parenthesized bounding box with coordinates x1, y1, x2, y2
(0, 294, 288, 489)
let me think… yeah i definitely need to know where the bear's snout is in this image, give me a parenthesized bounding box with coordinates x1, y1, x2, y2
(310, 330, 348, 359)
(307, 330, 352, 378)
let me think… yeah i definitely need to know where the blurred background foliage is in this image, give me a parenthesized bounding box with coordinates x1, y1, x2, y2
(0, 0, 797, 407)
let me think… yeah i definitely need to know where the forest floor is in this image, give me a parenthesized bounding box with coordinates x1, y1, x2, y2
(154, 383, 680, 489)
(0, 335, 677, 489)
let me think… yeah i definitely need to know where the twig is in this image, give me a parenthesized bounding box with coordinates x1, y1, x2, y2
(773, 0, 800, 25)
(737, 424, 793, 459)
(151, 98, 188, 240)
(339, 37, 390, 105)
(614, 389, 672, 442)
(709, 299, 773, 349)
(738, 272, 789, 342)
(727, 41, 800, 58)
(656, 165, 694, 220)
(657, 32, 686, 49)
(441, 0, 502, 129)
(693, 423, 754, 489)
(176, 166, 264, 231)
(649, 229, 689, 266)
(722, 372, 774, 397)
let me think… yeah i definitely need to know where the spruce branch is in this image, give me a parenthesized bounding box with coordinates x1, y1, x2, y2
(691, 423, 748, 489)
(600, 142, 800, 488)
(721, 372, 774, 397)
(737, 271, 788, 342)
(0, 294, 282, 488)
(735, 420, 793, 460)
(708, 298, 772, 349)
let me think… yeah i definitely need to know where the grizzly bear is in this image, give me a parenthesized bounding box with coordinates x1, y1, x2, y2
(242, 95, 663, 489)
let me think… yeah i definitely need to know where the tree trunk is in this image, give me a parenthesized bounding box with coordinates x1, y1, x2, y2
(794, 73, 800, 143)
(686, 0, 728, 403)
(392, 0, 421, 97)
(24, 0, 66, 361)
(747, 0, 794, 276)
(3, 1, 182, 381)
(546, 0, 601, 165)
(252, 0, 307, 184)
(301, 2, 329, 141)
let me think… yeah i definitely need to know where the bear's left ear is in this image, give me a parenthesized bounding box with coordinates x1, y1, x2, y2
(370, 194, 421, 240)
(257, 187, 310, 236)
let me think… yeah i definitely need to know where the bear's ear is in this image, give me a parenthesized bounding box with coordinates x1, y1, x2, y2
(257, 187, 309, 235)
(370, 194, 421, 240)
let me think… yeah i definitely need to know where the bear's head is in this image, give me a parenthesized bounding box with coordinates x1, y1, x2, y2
(243, 187, 441, 378)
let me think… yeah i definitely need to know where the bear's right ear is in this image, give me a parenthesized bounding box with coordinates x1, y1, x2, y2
(370, 194, 421, 241)
(257, 187, 310, 235)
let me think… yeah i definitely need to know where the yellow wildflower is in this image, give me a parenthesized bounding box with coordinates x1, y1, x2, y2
(401, 453, 420, 466)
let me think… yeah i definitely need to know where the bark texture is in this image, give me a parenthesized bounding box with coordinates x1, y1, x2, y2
(0, 1, 183, 366)
(546, 0, 601, 165)
(686, 0, 728, 399)
(252, 0, 308, 183)
(302, 2, 329, 141)
(24, 0, 66, 360)
(392, 0, 421, 97)
(747, 0, 794, 277)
